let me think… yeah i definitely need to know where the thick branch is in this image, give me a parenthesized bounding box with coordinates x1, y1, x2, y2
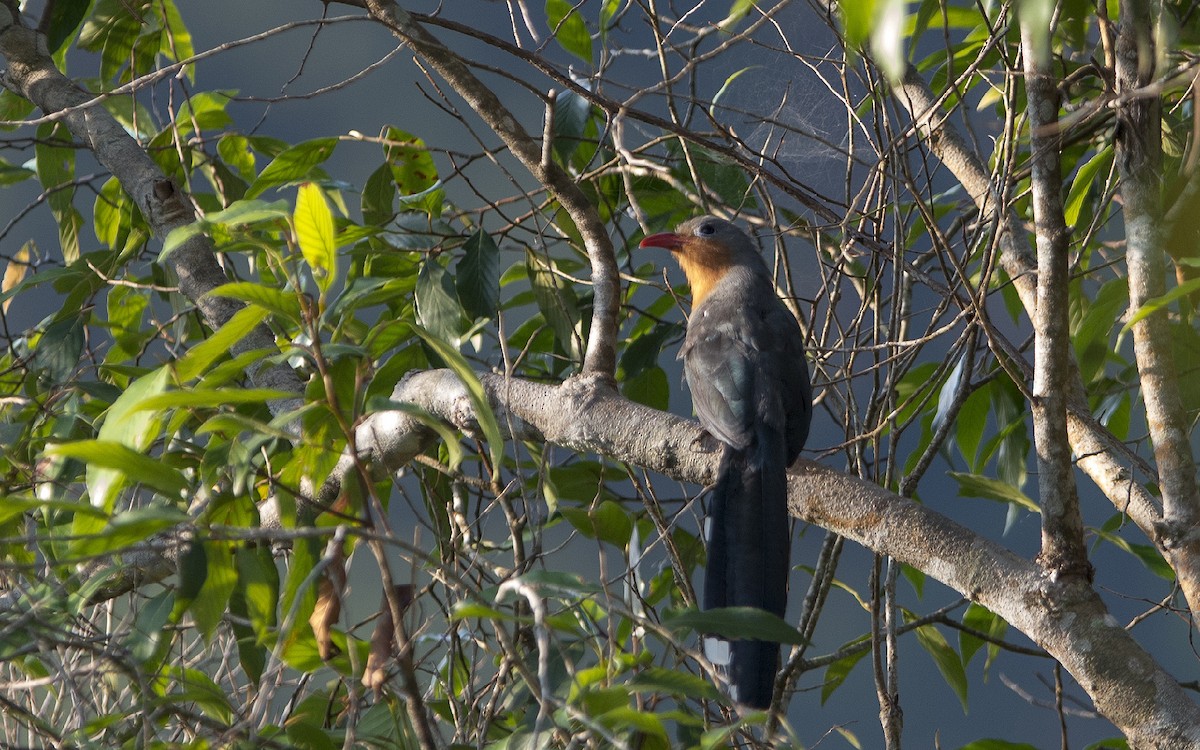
(1020, 22, 1090, 578)
(73, 359, 1200, 744)
(1115, 0, 1200, 610)
(361, 0, 620, 379)
(372, 370, 1200, 747)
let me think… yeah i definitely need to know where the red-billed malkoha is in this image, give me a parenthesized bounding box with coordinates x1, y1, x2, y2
(640, 215, 811, 710)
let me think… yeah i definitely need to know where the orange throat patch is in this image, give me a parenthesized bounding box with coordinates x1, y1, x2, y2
(675, 238, 734, 307)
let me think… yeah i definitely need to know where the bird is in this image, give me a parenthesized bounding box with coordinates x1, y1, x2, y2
(640, 215, 811, 710)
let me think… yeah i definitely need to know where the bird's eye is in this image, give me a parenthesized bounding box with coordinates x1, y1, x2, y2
(697, 222, 715, 236)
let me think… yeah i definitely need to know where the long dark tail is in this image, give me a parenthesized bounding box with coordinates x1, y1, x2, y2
(704, 433, 791, 710)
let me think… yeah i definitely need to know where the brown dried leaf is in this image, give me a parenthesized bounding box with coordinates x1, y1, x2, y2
(363, 584, 414, 695)
(308, 552, 347, 661)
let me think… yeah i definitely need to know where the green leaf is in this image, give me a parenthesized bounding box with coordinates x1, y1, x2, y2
(48, 440, 188, 499)
(622, 366, 669, 410)
(960, 602, 1007, 670)
(294, 183, 337, 294)
(361, 162, 396, 227)
(70, 505, 190, 557)
(1064, 147, 1113, 226)
(837, 0, 878, 47)
(914, 624, 968, 711)
(527, 251, 582, 364)
(949, 471, 1040, 513)
(600, 0, 624, 30)
(161, 199, 290, 260)
(208, 281, 303, 324)
(31, 313, 85, 382)
(1120, 278, 1200, 341)
(955, 385, 991, 471)
(0, 497, 106, 526)
(44, 0, 95, 55)
(559, 500, 633, 548)
(451, 602, 516, 621)
(168, 667, 235, 725)
(720, 0, 759, 30)
(236, 545, 281, 642)
(546, 0, 594, 62)
(552, 90, 592, 164)
(664, 607, 805, 645)
(382, 127, 438, 195)
(246, 137, 338, 198)
(126, 589, 174, 663)
(218, 134, 256, 181)
(134, 388, 296, 411)
(190, 541, 238, 642)
(174, 306, 270, 382)
(626, 667, 720, 699)
(35, 122, 82, 264)
(84, 367, 172, 513)
(415, 260, 465, 344)
(456, 229, 501, 320)
(1094, 527, 1174, 580)
(822, 642, 869, 703)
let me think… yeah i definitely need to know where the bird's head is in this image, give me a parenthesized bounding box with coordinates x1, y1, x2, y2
(639, 215, 759, 306)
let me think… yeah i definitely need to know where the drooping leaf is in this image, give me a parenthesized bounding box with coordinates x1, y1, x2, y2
(294, 183, 337, 294)
(949, 471, 1040, 513)
(77, 366, 172, 514)
(527, 251, 582, 364)
(914, 624, 969, 711)
(546, 0, 594, 62)
(190, 541, 238, 642)
(552, 90, 592, 164)
(43, 0, 95, 55)
(35, 122, 82, 264)
(1064, 146, 1113, 227)
(960, 602, 1009, 675)
(559, 500, 633, 548)
(415, 260, 465, 344)
(664, 607, 806, 645)
(456, 229, 501, 320)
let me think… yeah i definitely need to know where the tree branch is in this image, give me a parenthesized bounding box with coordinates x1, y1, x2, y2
(1019, 19, 1091, 578)
(1114, 0, 1200, 617)
(341, 368, 1200, 747)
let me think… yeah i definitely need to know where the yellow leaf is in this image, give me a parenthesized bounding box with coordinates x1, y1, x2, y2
(293, 183, 336, 294)
(2, 241, 32, 313)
